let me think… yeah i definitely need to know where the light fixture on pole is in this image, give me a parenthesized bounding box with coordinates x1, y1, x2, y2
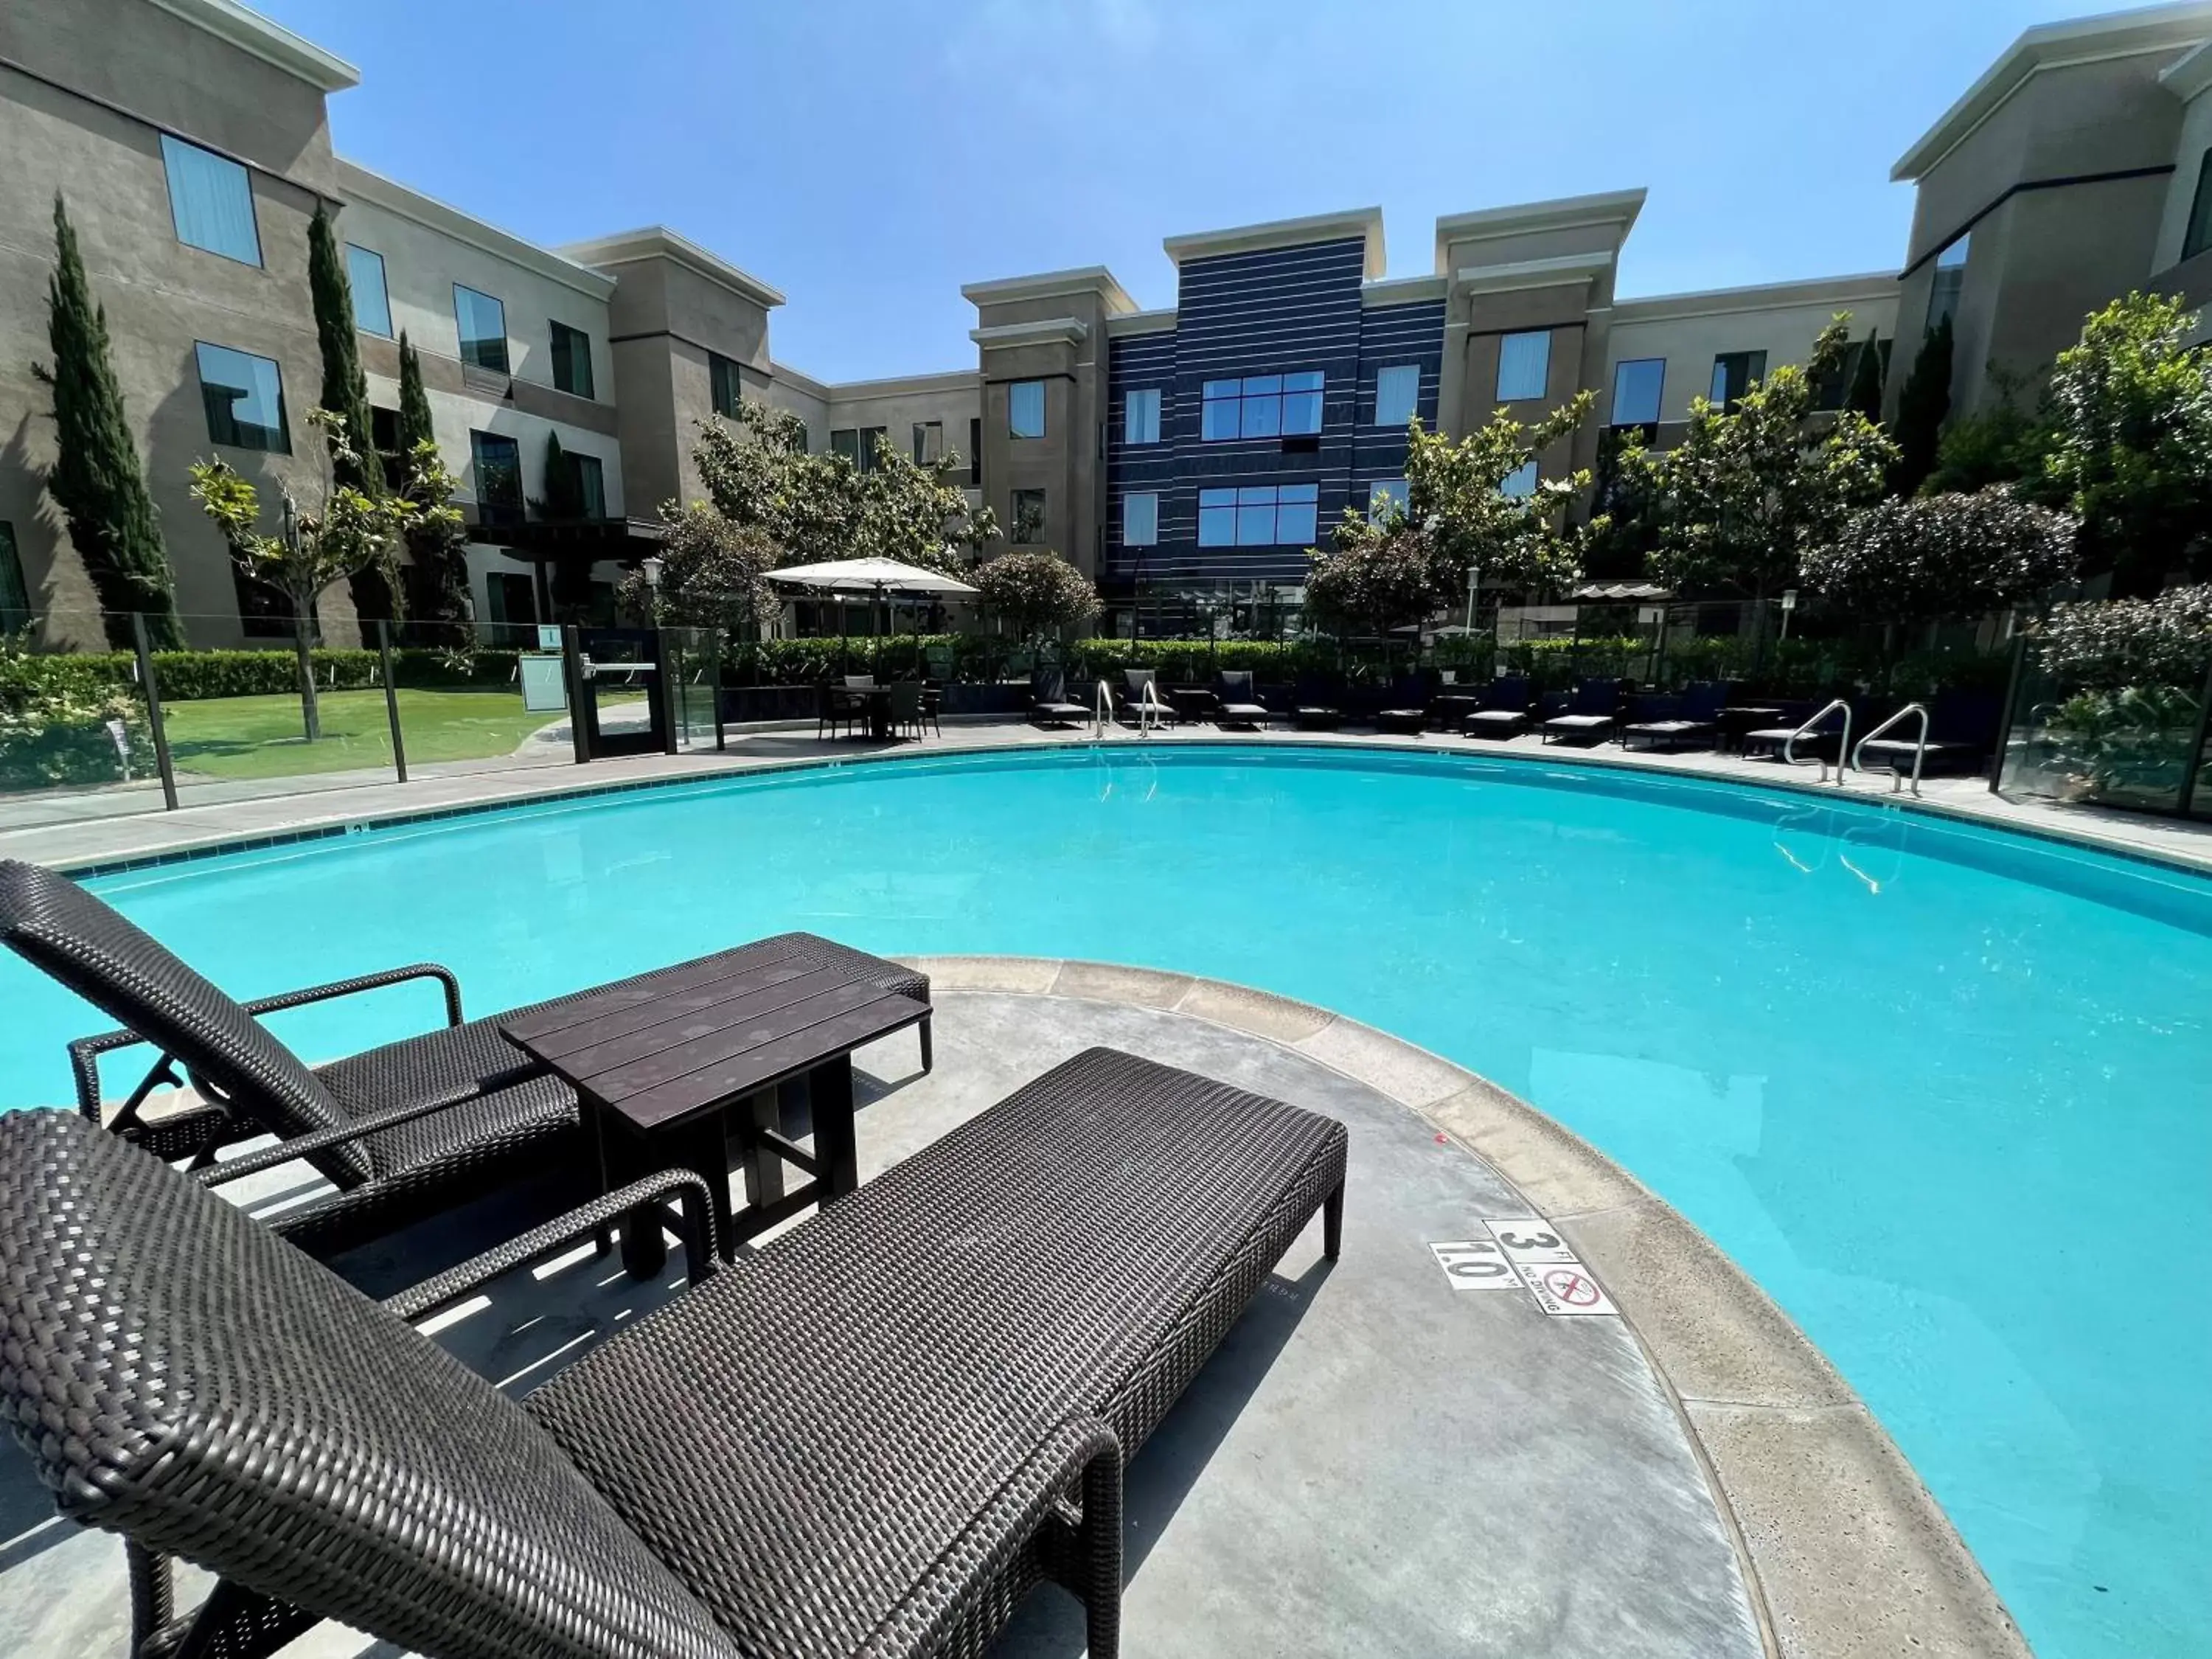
(1779, 588, 1798, 641)
(1464, 564, 1481, 633)
(639, 555, 665, 593)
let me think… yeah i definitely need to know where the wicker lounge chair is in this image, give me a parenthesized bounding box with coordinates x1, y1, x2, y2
(1031, 667, 1089, 728)
(1292, 672, 1343, 731)
(1620, 681, 1728, 752)
(0, 1046, 1347, 1659)
(1461, 675, 1533, 739)
(1541, 679, 1627, 745)
(0, 858, 931, 1263)
(1214, 669, 1271, 728)
(1374, 674, 1430, 737)
(1114, 667, 1176, 727)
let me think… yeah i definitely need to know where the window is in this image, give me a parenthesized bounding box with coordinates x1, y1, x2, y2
(1009, 380, 1046, 439)
(969, 417, 982, 484)
(1124, 386, 1161, 445)
(195, 342, 289, 453)
(1201, 372, 1324, 440)
(453, 285, 509, 374)
(831, 427, 888, 471)
(567, 451, 606, 519)
(0, 522, 27, 635)
(346, 245, 391, 337)
(484, 571, 538, 647)
(709, 352, 742, 418)
(550, 321, 594, 399)
(160, 134, 260, 265)
(2188, 153, 2212, 261)
(470, 430, 524, 526)
(912, 420, 944, 465)
(1374, 364, 1420, 428)
(1927, 234, 1970, 333)
(1500, 461, 1539, 498)
(1496, 331, 1551, 402)
(1368, 478, 1409, 521)
(369, 404, 405, 489)
(1195, 483, 1319, 548)
(232, 563, 293, 639)
(1122, 490, 1159, 547)
(1709, 350, 1767, 409)
(1611, 358, 1664, 427)
(1010, 488, 1047, 543)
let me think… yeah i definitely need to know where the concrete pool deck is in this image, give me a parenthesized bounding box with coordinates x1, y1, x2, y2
(0, 971, 2028, 1659)
(4, 714, 2210, 877)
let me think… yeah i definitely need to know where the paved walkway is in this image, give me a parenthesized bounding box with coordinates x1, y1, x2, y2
(6, 714, 2209, 874)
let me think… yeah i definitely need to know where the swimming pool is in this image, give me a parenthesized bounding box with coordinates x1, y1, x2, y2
(4, 744, 2205, 1659)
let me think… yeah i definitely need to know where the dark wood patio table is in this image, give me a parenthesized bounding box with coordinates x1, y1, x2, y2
(501, 939, 928, 1271)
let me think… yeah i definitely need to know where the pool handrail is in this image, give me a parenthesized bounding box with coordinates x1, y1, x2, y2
(1852, 702, 1931, 796)
(1784, 698, 1853, 785)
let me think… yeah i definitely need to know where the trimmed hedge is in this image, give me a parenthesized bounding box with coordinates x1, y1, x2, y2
(0, 647, 522, 704)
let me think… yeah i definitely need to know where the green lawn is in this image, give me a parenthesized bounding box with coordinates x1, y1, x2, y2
(160, 688, 641, 780)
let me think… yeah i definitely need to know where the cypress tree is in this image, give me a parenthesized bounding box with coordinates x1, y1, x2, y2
(312, 202, 401, 633)
(1846, 327, 1886, 422)
(396, 330, 436, 453)
(38, 195, 184, 648)
(1891, 315, 1954, 496)
(395, 332, 471, 628)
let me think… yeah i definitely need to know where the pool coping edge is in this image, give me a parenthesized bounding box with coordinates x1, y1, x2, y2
(908, 954, 2035, 1659)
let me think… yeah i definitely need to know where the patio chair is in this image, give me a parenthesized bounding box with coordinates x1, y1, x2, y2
(887, 679, 928, 741)
(1854, 689, 2002, 778)
(1740, 698, 1834, 762)
(1031, 667, 1090, 728)
(1620, 681, 1728, 752)
(1541, 678, 1627, 745)
(0, 1046, 1346, 1659)
(815, 680, 864, 741)
(1461, 675, 1534, 739)
(1374, 673, 1430, 737)
(0, 859, 933, 1265)
(1117, 667, 1178, 728)
(1214, 669, 1271, 729)
(1292, 672, 1342, 731)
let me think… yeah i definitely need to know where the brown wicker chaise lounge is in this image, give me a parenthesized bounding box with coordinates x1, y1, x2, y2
(0, 858, 931, 1264)
(0, 1045, 1347, 1659)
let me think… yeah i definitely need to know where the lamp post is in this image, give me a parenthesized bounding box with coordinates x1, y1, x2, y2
(1464, 563, 1481, 633)
(1779, 588, 1798, 641)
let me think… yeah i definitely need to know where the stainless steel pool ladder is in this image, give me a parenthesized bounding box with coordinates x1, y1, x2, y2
(1784, 698, 1853, 785)
(1852, 702, 1930, 796)
(1094, 679, 1113, 739)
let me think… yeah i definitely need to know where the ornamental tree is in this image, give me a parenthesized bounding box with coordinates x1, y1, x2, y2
(1891, 314, 1954, 496)
(617, 503, 779, 638)
(191, 411, 460, 740)
(1400, 394, 1596, 594)
(1633, 319, 1896, 607)
(1804, 487, 2078, 629)
(37, 194, 183, 647)
(1303, 524, 1454, 639)
(2040, 291, 2212, 595)
(971, 550, 1100, 643)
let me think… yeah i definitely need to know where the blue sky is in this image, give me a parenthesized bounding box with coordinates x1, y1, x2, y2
(258, 0, 2104, 383)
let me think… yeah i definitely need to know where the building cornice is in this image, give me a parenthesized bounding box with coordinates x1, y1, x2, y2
(1450, 250, 1615, 297)
(335, 160, 615, 300)
(145, 0, 358, 91)
(1105, 307, 1179, 336)
(969, 316, 1088, 348)
(960, 265, 1135, 315)
(1433, 189, 1646, 271)
(561, 226, 785, 310)
(1613, 271, 1898, 325)
(1163, 206, 1386, 279)
(818, 369, 979, 400)
(1891, 1, 2212, 181)
(1360, 274, 1449, 307)
(2161, 35, 2212, 98)
(768, 361, 832, 400)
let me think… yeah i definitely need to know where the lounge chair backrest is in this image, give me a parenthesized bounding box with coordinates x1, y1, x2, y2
(1032, 667, 1066, 703)
(0, 860, 369, 1186)
(1482, 676, 1529, 712)
(1572, 679, 1622, 714)
(0, 1109, 737, 1659)
(888, 680, 922, 721)
(1218, 669, 1255, 699)
(1681, 681, 1728, 721)
(1124, 667, 1156, 694)
(844, 675, 875, 689)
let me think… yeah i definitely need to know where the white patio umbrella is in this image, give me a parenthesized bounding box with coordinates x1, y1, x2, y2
(765, 557, 978, 672)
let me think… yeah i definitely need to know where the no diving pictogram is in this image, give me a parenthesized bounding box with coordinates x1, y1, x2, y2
(1545, 1267, 1599, 1307)
(1520, 1255, 1618, 1317)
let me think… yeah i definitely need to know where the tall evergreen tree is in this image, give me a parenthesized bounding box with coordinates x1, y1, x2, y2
(311, 202, 400, 633)
(394, 332, 472, 628)
(1891, 316, 1955, 496)
(1846, 328, 1886, 422)
(37, 195, 183, 648)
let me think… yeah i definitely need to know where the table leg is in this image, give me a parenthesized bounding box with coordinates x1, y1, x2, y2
(810, 1054, 860, 1201)
(740, 1087, 785, 1210)
(678, 1109, 737, 1263)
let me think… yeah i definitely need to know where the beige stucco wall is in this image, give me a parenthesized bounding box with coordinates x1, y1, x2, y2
(1606, 288, 1898, 425)
(2152, 84, 2212, 271)
(823, 376, 981, 475)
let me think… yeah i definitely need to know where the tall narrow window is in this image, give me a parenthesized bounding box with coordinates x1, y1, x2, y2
(1709, 351, 1767, 409)
(969, 416, 982, 484)
(346, 245, 392, 337)
(0, 522, 28, 634)
(1926, 234, 1970, 333)
(859, 427, 886, 471)
(2188, 153, 2212, 262)
(912, 420, 944, 464)
(1368, 478, 1409, 521)
(160, 135, 260, 265)
(1010, 488, 1047, 543)
(830, 428, 859, 465)
(453, 285, 509, 374)
(709, 352, 742, 418)
(568, 451, 606, 518)
(1122, 490, 1158, 547)
(470, 430, 524, 526)
(1500, 461, 1539, 498)
(1611, 358, 1664, 427)
(1009, 380, 1046, 438)
(1374, 364, 1420, 428)
(1496, 331, 1551, 402)
(549, 321, 595, 399)
(195, 342, 289, 453)
(1124, 387, 1161, 445)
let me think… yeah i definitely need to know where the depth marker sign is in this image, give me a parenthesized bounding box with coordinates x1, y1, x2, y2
(1519, 1260, 1618, 1317)
(1425, 1214, 1619, 1317)
(1427, 1239, 1520, 1291)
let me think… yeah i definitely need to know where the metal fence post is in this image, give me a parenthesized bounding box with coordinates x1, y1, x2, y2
(130, 611, 179, 812)
(712, 628, 727, 751)
(378, 622, 408, 783)
(563, 624, 591, 765)
(1989, 633, 2029, 796)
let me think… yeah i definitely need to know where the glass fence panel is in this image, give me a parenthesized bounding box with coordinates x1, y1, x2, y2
(0, 611, 159, 830)
(389, 618, 577, 779)
(155, 618, 396, 793)
(1998, 640, 2203, 814)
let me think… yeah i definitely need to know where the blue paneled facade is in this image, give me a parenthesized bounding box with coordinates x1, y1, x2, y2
(1104, 235, 1443, 594)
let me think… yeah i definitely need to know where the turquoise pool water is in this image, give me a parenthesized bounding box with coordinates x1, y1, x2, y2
(3, 745, 2206, 1658)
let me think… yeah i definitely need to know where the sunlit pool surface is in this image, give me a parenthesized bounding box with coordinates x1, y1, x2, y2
(4, 745, 2206, 1659)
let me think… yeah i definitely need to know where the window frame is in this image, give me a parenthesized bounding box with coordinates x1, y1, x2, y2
(0, 521, 27, 634)
(1373, 364, 1420, 429)
(549, 320, 595, 400)
(1926, 234, 1970, 333)
(912, 420, 944, 465)
(708, 351, 742, 419)
(1708, 350, 1767, 410)
(1200, 372, 1325, 442)
(1495, 331, 1551, 403)
(1124, 386, 1162, 445)
(1122, 490, 1159, 547)
(159, 133, 261, 266)
(1194, 482, 1319, 548)
(1009, 380, 1046, 439)
(1368, 478, 1410, 521)
(969, 417, 983, 484)
(452, 284, 510, 375)
(1500, 460, 1539, 499)
(345, 244, 392, 338)
(1610, 358, 1665, 427)
(193, 341, 291, 454)
(2188, 153, 2212, 262)
(469, 429, 525, 525)
(568, 450, 607, 519)
(1009, 487, 1048, 544)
